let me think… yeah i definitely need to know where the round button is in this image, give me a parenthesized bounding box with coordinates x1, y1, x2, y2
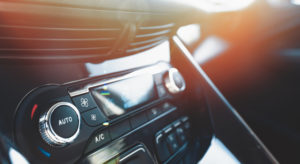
(164, 68, 186, 94)
(50, 105, 79, 138)
(39, 102, 80, 146)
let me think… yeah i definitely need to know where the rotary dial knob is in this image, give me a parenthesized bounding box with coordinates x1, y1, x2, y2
(164, 68, 186, 94)
(39, 102, 80, 146)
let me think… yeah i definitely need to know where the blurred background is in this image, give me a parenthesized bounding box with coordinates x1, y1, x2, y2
(178, 0, 300, 163)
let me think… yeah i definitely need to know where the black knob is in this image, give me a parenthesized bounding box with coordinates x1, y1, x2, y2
(39, 102, 80, 146)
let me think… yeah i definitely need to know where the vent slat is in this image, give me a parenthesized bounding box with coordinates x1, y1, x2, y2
(136, 29, 171, 38)
(0, 24, 121, 31)
(0, 47, 111, 56)
(0, 37, 115, 41)
(0, 23, 121, 58)
(0, 28, 120, 38)
(0, 47, 110, 51)
(130, 36, 167, 46)
(0, 38, 115, 49)
(0, 20, 174, 59)
(126, 22, 174, 54)
(127, 40, 165, 53)
(139, 23, 175, 30)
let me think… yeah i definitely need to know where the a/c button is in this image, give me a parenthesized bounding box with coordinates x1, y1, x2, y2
(85, 129, 111, 153)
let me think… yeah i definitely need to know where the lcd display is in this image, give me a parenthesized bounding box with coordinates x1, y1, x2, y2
(91, 75, 157, 119)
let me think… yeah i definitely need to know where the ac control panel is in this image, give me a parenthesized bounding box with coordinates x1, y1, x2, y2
(14, 63, 190, 164)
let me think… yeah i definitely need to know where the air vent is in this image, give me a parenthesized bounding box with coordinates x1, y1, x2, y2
(0, 2, 179, 61)
(0, 23, 122, 59)
(126, 23, 175, 54)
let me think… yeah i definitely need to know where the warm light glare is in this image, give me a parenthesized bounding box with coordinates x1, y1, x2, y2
(177, 0, 255, 13)
(266, 0, 288, 6)
(193, 36, 228, 64)
(9, 148, 29, 164)
(177, 24, 201, 45)
(198, 137, 240, 164)
(291, 0, 300, 5)
(85, 41, 170, 77)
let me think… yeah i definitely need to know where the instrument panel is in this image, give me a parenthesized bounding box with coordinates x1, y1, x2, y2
(14, 62, 210, 164)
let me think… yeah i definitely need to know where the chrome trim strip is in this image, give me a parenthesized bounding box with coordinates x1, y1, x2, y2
(68, 63, 170, 97)
(155, 133, 163, 144)
(119, 147, 146, 162)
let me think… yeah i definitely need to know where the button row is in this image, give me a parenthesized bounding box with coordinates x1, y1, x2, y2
(85, 119, 132, 154)
(155, 116, 191, 162)
(85, 102, 176, 153)
(72, 93, 175, 129)
(71, 93, 108, 127)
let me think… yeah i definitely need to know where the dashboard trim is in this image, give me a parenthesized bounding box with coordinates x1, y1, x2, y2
(172, 35, 279, 164)
(68, 63, 169, 97)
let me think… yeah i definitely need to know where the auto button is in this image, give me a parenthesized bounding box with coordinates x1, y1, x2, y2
(39, 102, 80, 146)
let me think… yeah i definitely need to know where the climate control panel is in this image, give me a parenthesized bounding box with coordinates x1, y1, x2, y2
(14, 63, 188, 164)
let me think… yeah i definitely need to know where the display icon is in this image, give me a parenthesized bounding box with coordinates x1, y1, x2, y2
(80, 98, 89, 107)
(91, 114, 97, 121)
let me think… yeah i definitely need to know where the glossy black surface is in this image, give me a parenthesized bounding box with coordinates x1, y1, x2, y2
(12, 52, 214, 163)
(2, 1, 295, 163)
(171, 36, 278, 163)
(6, 36, 279, 163)
(92, 75, 157, 119)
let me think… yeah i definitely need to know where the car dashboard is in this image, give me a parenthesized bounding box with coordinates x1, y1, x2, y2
(0, 0, 286, 164)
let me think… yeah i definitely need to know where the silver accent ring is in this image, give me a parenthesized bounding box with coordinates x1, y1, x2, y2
(39, 102, 81, 146)
(165, 68, 186, 94)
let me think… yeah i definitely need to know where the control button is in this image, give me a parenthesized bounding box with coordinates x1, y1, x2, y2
(163, 125, 173, 134)
(161, 102, 172, 112)
(50, 105, 79, 138)
(130, 112, 148, 129)
(164, 68, 186, 94)
(181, 116, 189, 122)
(184, 122, 190, 130)
(155, 132, 171, 162)
(183, 121, 191, 138)
(166, 133, 179, 153)
(82, 108, 107, 127)
(85, 129, 111, 153)
(173, 120, 181, 128)
(72, 93, 97, 112)
(109, 120, 131, 140)
(147, 107, 161, 120)
(157, 85, 167, 97)
(175, 127, 186, 145)
(39, 102, 80, 146)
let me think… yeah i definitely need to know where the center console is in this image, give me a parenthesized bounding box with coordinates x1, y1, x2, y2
(14, 62, 208, 164)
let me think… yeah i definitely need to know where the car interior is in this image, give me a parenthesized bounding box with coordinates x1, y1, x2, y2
(0, 0, 299, 163)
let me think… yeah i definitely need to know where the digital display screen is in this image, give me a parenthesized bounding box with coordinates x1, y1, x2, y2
(91, 75, 157, 119)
